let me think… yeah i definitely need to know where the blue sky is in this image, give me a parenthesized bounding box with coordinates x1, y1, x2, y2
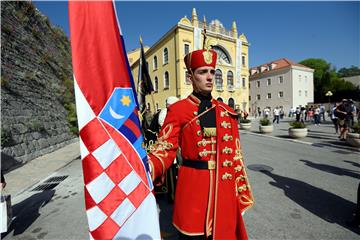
(34, 1, 359, 70)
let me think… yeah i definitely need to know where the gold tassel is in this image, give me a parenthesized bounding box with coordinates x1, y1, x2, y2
(203, 127, 217, 137)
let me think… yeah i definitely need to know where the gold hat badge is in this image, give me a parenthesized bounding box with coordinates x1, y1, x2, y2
(202, 16, 217, 64)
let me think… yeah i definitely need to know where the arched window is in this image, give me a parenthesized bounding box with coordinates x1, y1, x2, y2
(154, 77, 158, 92)
(164, 71, 169, 89)
(212, 46, 231, 64)
(217, 97, 223, 102)
(227, 71, 234, 86)
(153, 56, 158, 70)
(228, 98, 235, 109)
(163, 48, 168, 64)
(215, 69, 223, 89)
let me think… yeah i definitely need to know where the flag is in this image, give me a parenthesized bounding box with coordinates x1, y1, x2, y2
(137, 37, 154, 113)
(68, 1, 160, 239)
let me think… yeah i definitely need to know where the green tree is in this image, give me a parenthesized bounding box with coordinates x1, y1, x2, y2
(300, 58, 359, 102)
(338, 65, 360, 77)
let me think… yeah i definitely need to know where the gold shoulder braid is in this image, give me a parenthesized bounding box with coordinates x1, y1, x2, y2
(203, 127, 217, 137)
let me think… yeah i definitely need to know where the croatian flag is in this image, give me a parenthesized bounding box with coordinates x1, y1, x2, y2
(68, 1, 160, 239)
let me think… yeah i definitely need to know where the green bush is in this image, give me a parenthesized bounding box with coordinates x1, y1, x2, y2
(289, 121, 306, 129)
(259, 118, 271, 126)
(240, 119, 251, 123)
(351, 123, 360, 134)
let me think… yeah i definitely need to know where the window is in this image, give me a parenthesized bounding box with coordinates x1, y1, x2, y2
(279, 76, 283, 84)
(257, 94, 261, 100)
(156, 103, 159, 111)
(305, 90, 308, 97)
(153, 56, 158, 70)
(215, 69, 223, 89)
(185, 70, 191, 84)
(242, 78, 246, 88)
(268, 65, 272, 71)
(227, 71, 234, 86)
(299, 90, 302, 96)
(305, 76, 307, 83)
(212, 46, 231, 64)
(267, 93, 271, 99)
(163, 48, 168, 64)
(242, 55, 246, 66)
(267, 78, 271, 86)
(184, 44, 189, 55)
(154, 77, 158, 92)
(256, 81, 260, 88)
(278, 91, 283, 98)
(164, 71, 169, 89)
(249, 95, 251, 101)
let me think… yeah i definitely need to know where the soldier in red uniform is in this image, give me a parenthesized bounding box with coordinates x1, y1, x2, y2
(148, 45, 254, 239)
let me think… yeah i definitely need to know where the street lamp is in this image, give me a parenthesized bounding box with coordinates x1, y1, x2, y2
(325, 91, 333, 103)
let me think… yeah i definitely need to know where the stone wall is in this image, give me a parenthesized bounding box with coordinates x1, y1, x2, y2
(1, 2, 77, 171)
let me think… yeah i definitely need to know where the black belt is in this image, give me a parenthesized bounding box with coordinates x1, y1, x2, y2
(182, 160, 216, 170)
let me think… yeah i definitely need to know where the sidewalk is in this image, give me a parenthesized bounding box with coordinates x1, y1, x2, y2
(242, 117, 359, 152)
(3, 140, 80, 197)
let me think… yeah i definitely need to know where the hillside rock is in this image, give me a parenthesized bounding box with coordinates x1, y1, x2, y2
(1, 2, 76, 171)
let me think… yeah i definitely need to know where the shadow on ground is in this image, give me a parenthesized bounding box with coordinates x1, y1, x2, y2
(257, 170, 360, 235)
(1, 190, 55, 238)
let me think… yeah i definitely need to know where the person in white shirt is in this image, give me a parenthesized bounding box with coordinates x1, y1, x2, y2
(273, 106, 280, 124)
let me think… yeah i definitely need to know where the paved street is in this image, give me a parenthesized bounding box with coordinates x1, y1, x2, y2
(2, 118, 359, 239)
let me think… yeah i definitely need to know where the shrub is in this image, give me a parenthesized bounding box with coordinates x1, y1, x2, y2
(351, 123, 360, 134)
(289, 121, 306, 129)
(240, 119, 251, 123)
(259, 118, 271, 126)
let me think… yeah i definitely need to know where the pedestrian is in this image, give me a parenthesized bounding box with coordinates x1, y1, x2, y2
(314, 105, 321, 126)
(330, 103, 339, 134)
(147, 44, 254, 239)
(264, 107, 270, 119)
(273, 106, 280, 124)
(295, 107, 301, 122)
(320, 104, 326, 122)
(336, 99, 353, 141)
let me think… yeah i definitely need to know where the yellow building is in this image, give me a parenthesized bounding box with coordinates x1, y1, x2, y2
(130, 8, 250, 112)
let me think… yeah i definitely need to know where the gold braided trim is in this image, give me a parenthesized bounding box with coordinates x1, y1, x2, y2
(148, 124, 174, 176)
(148, 160, 155, 181)
(203, 127, 217, 137)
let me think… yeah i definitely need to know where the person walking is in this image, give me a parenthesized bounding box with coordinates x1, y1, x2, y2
(147, 45, 254, 239)
(273, 106, 280, 124)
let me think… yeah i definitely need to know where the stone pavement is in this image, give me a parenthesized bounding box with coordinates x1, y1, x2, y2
(3, 116, 358, 197)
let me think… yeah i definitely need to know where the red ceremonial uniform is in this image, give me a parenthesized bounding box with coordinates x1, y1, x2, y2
(148, 48, 254, 239)
(148, 95, 254, 239)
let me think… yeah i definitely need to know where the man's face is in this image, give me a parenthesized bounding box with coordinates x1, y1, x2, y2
(188, 66, 215, 95)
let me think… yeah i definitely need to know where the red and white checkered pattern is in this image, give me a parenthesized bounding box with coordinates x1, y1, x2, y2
(74, 80, 159, 238)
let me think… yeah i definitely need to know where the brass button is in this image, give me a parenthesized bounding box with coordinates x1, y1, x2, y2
(194, 111, 198, 116)
(197, 130, 201, 136)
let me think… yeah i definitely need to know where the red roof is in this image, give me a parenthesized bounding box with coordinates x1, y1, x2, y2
(249, 58, 313, 80)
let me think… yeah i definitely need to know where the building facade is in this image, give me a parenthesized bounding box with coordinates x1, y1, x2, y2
(130, 8, 250, 112)
(249, 58, 314, 115)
